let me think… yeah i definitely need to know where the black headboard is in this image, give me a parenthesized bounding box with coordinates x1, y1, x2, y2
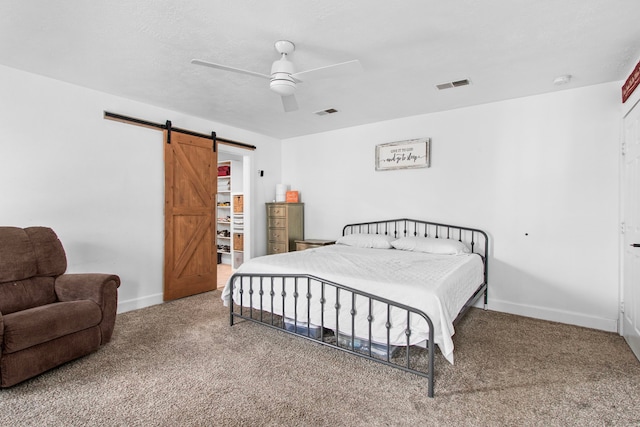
(342, 218, 489, 274)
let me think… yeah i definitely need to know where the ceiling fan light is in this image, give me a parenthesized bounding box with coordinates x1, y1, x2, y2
(270, 78, 296, 96)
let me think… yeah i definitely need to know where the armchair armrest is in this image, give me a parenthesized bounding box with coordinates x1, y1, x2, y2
(55, 274, 121, 308)
(55, 274, 121, 343)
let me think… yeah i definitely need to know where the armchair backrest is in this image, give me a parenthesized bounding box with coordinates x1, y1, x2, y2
(0, 227, 67, 314)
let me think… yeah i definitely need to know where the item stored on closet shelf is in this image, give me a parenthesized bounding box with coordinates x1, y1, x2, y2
(218, 165, 230, 176)
(233, 194, 244, 213)
(233, 233, 244, 251)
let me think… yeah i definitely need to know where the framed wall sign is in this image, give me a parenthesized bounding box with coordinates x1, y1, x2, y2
(375, 138, 430, 171)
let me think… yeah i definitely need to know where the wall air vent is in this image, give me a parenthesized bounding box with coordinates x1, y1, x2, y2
(314, 108, 338, 116)
(436, 79, 471, 90)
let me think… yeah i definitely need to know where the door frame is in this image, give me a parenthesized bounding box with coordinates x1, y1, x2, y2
(620, 90, 640, 362)
(217, 144, 254, 265)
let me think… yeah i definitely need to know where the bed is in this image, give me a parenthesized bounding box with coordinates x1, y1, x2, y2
(222, 218, 488, 397)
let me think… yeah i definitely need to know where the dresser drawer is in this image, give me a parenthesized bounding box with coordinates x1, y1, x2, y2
(268, 242, 287, 254)
(268, 217, 288, 228)
(267, 205, 288, 218)
(268, 228, 287, 242)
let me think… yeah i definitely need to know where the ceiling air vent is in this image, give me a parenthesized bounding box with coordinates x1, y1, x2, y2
(315, 108, 338, 116)
(436, 79, 471, 90)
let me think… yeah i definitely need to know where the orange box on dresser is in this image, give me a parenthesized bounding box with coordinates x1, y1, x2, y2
(286, 191, 299, 203)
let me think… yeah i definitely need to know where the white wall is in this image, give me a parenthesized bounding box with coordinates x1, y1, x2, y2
(0, 64, 281, 312)
(0, 62, 624, 330)
(282, 82, 621, 332)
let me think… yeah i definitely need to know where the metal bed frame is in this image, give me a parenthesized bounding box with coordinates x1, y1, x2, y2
(228, 218, 489, 397)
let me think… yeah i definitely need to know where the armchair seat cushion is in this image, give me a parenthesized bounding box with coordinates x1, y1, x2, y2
(2, 300, 102, 354)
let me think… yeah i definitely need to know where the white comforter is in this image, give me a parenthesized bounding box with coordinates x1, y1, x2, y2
(221, 244, 483, 363)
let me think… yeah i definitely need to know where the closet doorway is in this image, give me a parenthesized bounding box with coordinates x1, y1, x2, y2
(216, 148, 252, 287)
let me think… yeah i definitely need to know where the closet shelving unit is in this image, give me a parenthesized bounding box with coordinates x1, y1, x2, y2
(231, 193, 244, 269)
(216, 160, 244, 269)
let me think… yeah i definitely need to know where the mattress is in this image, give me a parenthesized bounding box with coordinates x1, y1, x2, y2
(221, 244, 484, 363)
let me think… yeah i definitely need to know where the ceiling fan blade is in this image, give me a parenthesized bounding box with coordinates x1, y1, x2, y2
(281, 94, 298, 112)
(291, 59, 362, 82)
(191, 59, 271, 80)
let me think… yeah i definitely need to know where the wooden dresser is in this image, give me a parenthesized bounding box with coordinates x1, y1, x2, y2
(266, 202, 304, 254)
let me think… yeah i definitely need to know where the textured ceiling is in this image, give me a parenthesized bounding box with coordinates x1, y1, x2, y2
(1, 1, 639, 139)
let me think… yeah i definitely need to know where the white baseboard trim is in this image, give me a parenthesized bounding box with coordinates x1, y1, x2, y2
(485, 299, 618, 333)
(116, 294, 618, 333)
(117, 293, 164, 313)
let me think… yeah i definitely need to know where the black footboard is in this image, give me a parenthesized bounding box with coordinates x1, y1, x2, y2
(229, 273, 437, 397)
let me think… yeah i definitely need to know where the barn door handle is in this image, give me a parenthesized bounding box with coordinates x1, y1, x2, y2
(631, 243, 640, 247)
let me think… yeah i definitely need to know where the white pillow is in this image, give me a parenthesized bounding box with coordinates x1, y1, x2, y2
(335, 233, 396, 249)
(391, 236, 470, 255)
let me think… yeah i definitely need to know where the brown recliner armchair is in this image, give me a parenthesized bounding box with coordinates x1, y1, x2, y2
(0, 226, 120, 387)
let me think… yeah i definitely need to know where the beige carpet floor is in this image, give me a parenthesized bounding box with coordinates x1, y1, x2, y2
(0, 290, 639, 426)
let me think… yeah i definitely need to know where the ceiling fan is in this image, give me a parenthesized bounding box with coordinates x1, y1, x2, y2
(191, 40, 362, 112)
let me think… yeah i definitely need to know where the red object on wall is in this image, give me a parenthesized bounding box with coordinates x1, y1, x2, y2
(622, 60, 640, 103)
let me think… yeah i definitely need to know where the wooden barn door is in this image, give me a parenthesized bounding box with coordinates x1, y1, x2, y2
(164, 130, 217, 301)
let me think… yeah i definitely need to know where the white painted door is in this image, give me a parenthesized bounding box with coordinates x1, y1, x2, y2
(623, 99, 640, 361)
